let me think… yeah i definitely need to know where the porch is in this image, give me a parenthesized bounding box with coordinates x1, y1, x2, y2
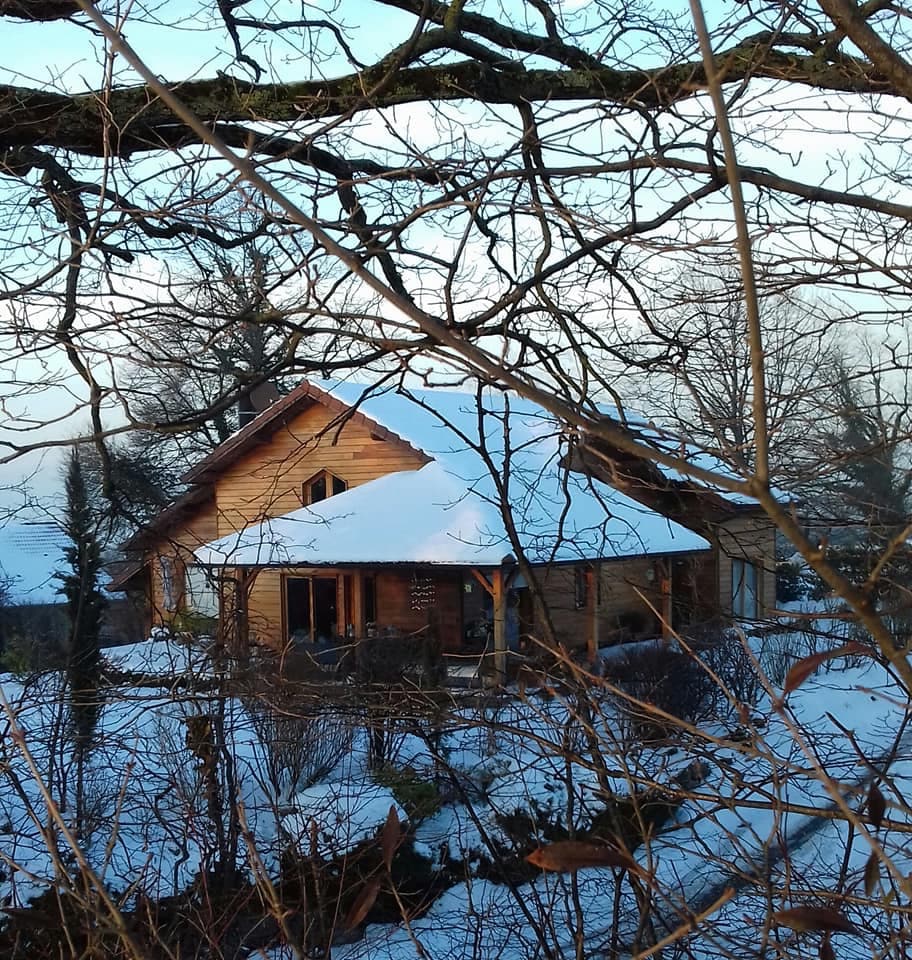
(233, 563, 523, 683)
(214, 553, 712, 684)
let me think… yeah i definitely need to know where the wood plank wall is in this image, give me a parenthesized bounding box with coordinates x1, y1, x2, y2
(714, 514, 777, 615)
(239, 567, 465, 650)
(214, 403, 428, 534)
(535, 559, 667, 650)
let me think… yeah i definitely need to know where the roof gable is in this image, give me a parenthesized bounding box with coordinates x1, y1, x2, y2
(181, 381, 429, 484)
(196, 382, 713, 567)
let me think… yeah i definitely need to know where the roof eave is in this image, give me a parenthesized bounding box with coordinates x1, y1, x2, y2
(194, 542, 712, 570)
(181, 379, 430, 484)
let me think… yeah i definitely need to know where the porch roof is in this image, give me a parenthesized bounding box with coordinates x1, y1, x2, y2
(195, 458, 710, 568)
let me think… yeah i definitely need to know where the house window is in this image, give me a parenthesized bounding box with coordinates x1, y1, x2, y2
(184, 565, 220, 618)
(161, 557, 177, 611)
(732, 558, 760, 619)
(286, 576, 338, 643)
(303, 470, 347, 505)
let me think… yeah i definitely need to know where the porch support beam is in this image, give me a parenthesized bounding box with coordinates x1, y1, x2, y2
(470, 568, 494, 596)
(585, 566, 599, 662)
(469, 565, 520, 598)
(226, 565, 252, 657)
(352, 570, 365, 638)
(491, 566, 506, 683)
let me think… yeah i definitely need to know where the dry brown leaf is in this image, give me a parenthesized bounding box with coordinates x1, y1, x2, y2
(526, 840, 637, 873)
(864, 851, 880, 897)
(783, 644, 872, 695)
(381, 804, 400, 871)
(772, 906, 860, 936)
(868, 782, 886, 829)
(344, 877, 382, 931)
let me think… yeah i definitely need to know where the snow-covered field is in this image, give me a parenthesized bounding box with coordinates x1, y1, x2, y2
(0, 623, 910, 959)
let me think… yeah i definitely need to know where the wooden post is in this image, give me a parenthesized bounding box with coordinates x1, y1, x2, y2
(352, 570, 365, 638)
(585, 566, 599, 662)
(492, 566, 506, 684)
(233, 566, 251, 657)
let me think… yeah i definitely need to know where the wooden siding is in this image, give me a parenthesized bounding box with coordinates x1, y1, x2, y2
(214, 402, 429, 534)
(374, 570, 463, 651)
(246, 569, 284, 646)
(535, 559, 667, 649)
(529, 553, 725, 650)
(232, 566, 463, 651)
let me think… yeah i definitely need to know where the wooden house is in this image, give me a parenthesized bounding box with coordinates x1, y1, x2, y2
(111, 380, 776, 677)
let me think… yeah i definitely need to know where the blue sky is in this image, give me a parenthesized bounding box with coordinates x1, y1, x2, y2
(1, 0, 419, 92)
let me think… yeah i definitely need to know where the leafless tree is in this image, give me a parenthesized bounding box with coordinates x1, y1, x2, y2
(630, 267, 836, 480)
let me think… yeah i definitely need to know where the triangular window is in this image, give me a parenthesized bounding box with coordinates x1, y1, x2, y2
(304, 470, 347, 505)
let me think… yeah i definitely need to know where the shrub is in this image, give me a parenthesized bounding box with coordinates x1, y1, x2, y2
(250, 705, 354, 798)
(372, 764, 442, 821)
(0, 630, 34, 676)
(354, 626, 445, 687)
(693, 629, 760, 710)
(615, 630, 759, 738)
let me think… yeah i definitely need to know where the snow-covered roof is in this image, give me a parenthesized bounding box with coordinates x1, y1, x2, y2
(596, 421, 760, 506)
(322, 380, 758, 506)
(0, 521, 69, 605)
(196, 382, 711, 567)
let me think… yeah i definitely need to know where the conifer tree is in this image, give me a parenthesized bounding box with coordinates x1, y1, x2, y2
(59, 448, 107, 675)
(59, 449, 107, 828)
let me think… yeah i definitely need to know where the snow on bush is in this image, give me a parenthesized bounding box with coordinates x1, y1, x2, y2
(102, 630, 216, 678)
(282, 779, 406, 858)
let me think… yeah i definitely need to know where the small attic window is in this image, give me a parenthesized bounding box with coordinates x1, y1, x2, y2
(304, 470, 347, 505)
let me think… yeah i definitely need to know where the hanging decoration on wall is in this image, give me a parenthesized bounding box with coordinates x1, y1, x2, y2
(409, 573, 436, 611)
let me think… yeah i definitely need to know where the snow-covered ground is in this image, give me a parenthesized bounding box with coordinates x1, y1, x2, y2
(0, 624, 909, 959)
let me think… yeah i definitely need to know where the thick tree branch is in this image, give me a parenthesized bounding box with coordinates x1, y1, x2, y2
(0, 41, 895, 159)
(0, 0, 84, 20)
(817, 0, 912, 100)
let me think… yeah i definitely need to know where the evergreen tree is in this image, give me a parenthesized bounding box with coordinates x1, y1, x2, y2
(59, 449, 106, 677)
(819, 360, 912, 546)
(59, 449, 108, 832)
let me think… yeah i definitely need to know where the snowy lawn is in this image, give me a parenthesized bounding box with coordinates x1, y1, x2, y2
(0, 627, 910, 959)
